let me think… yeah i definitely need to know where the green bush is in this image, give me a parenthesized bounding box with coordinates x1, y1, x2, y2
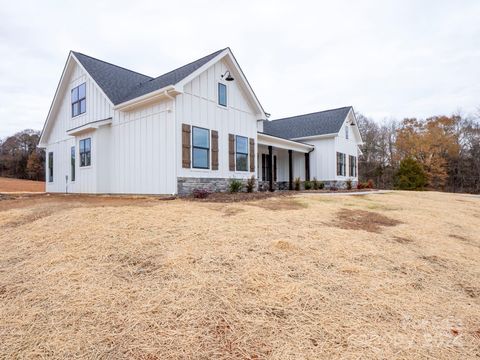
(294, 177, 301, 191)
(246, 175, 255, 193)
(394, 157, 427, 190)
(318, 181, 325, 190)
(304, 180, 312, 190)
(346, 179, 352, 190)
(229, 178, 243, 193)
(312, 177, 319, 190)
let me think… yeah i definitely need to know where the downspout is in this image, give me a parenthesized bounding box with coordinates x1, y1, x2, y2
(163, 90, 176, 195)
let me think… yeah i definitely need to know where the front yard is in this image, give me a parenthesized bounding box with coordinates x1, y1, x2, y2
(0, 191, 479, 359)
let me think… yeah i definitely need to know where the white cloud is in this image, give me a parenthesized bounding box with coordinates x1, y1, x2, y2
(0, 0, 479, 137)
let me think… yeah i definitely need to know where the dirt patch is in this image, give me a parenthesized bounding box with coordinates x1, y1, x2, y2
(274, 240, 297, 252)
(222, 207, 245, 217)
(419, 255, 449, 268)
(185, 191, 292, 203)
(246, 197, 307, 211)
(332, 208, 402, 233)
(458, 284, 480, 298)
(0, 177, 44, 192)
(449, 234, 469, 241)
(392, 236, 413, 244)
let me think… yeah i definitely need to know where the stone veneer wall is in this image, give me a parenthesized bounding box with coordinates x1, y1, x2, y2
(177, 177, 358, 195)
(177, 177, 252, 195)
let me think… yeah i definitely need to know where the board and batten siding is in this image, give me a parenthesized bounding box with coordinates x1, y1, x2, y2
(44, 60, 113, 193)
(175, 58, 259, 179)
(334, 111, 360, 180)
(109, 99, 176, 195)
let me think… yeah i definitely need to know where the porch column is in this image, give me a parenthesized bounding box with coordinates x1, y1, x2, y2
(268, 145, 274, 192)
(288, 150, 293, 190)
(305, 152, 310, 181)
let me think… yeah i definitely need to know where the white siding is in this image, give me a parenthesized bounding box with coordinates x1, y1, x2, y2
(308, 138, 336, 181)
(175, 59, 259, 180)
(334, 111, 360, 180)
(44, 60, 113, 193)
(109, 100, 176, 195)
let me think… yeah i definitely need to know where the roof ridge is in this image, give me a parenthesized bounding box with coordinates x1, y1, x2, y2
(270, 106, 352, 122)
(71, 51, 154, 79)
(149, 47, 227, 82)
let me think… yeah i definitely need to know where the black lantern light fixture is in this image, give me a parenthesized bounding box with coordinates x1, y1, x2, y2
(221, 70, 234, 81)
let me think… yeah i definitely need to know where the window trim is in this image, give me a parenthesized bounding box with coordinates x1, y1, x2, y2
(192, 126, 210, 170)
(48, 152, 53, 183)
(79, 138, 91, 168)
(71, 146, 76, 182)
(349, 155, 357, 177)
(71, 83, 86, 118)
(337, 152, 346, 176)
(218, 82, 227, 107)
(235, 135, 248, 172)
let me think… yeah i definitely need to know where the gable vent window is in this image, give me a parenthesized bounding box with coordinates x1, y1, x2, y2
(345, 125, 349, 139)
(192, 127, 210, 169)
(218, 83, 227, 107)
(79, 138, 91, 167)
(235, 135, 248, 171)
(71, 83, 86, 117)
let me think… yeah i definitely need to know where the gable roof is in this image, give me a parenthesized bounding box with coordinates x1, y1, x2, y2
(263, 106, 352, 139)
(72, 48, 226, 105)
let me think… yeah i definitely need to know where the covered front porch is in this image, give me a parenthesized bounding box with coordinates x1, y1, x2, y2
(257, 133, 314, 191)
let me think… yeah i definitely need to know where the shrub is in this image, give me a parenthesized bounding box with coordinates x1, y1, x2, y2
(294, 177, 301, 191)
(367, 179, 374, 189)
(304, 180, 312, 190)
(394, 157, 427, 190)
(319, 181, 325, 190)
(346, 179, 352, 190)
(246, 175, 256, 193)
(192, 188, 210, 199)
(357, 182, 365, 190)
(229, 178, 243, 193)
(312, 177, 319, 190)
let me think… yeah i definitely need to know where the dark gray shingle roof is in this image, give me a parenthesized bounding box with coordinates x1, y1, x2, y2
(72, 48, 226, 105)
(263, 106, 352, 139)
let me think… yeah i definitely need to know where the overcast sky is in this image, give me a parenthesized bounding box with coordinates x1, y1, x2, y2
(0, 0, 479, 138)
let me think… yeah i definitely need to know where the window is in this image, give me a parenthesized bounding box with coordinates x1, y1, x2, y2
(235, 135, 248, 171)
(71, 83, 86, 117)
(192, 127, 209, 169)
(79, 138, 91, 167)
(336, 152, 346, 176)
(218, 83, 227, 107)
(71, 146, 75, 181)
(345, 125, 349, 139)
(349, 155, 357, 177)
(48, 152, 53, 182)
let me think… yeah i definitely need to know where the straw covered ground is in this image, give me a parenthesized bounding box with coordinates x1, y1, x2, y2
(0, 191, 479, 359)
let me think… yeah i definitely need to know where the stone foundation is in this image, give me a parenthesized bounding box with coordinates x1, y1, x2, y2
(177, 177, 253, 195)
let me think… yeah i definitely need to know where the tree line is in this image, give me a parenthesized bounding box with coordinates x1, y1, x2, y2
(357, 111, 480, 193)
(0, 129, 45, 181)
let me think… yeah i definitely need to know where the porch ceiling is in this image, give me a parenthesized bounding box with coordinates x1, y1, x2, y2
(257, 132, 314, 153)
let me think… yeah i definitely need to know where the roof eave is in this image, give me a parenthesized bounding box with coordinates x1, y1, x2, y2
(113, 85, 180, 111)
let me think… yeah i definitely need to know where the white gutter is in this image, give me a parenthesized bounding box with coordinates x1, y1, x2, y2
(114, 85, 179, 111)
(291, 133, 338, 141)
(258, 132, 314, 153)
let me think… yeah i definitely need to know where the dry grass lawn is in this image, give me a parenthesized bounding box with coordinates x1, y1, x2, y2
(0, 177, 45, 192)
(0, 191, 479, 359)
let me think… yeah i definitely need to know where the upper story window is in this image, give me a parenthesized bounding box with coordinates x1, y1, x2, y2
(192, 127, 209, 169)
(235, 135, 248, 171)
(218, 83, 227, 107)
(48, 152, 53, 182)
(79, 138, 91, 167)
(345, 124, 349, 139)
(71, 83, 86, 117)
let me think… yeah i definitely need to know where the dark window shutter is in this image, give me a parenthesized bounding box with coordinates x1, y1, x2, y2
(228, 134, 235, 171)
(211, 130, 219, 170)
(182, 124, 191, 168)
(249, 138, 255, 172)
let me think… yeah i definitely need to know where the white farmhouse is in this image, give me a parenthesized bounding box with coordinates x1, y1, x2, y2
(38, 48, 363, 194)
